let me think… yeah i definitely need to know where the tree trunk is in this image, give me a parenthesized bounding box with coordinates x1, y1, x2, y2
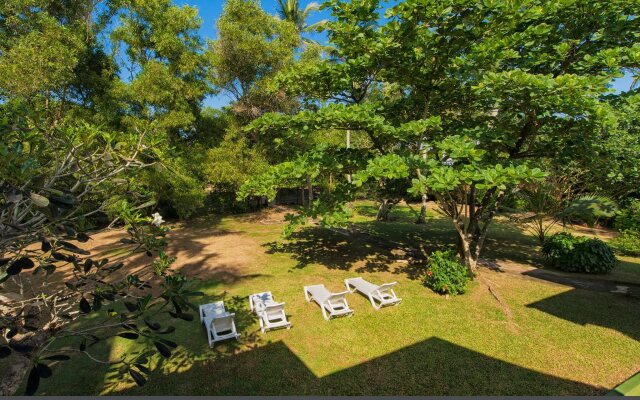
(306, 174, 313, 208)
(377, 199, 393, 221)
(346, 129, 352, 183)
(416, 194, 428, 224)
(458, 233, 478, 276)
(0, 353, 31, 395)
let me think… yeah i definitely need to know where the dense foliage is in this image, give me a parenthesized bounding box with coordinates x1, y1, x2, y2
(542, 233, 617, 274)
(615, 199, 640, 232)
(612, 230, 640, 256)
(423, 250, 470, 296)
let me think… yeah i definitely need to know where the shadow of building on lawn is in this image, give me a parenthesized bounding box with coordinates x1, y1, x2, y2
(527, 288, 640, 342)
(111, 337, 602, 395)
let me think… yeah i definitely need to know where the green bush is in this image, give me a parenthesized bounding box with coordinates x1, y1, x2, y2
(614, 199, 640, 232)
(611, 230, 640, 256)
(542, 232, 616, 273)
(423, 250, 470, 295)
(560, 195, 617, 227)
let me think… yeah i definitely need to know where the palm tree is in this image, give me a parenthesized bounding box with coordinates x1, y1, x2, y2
(275, 0, 326, 44)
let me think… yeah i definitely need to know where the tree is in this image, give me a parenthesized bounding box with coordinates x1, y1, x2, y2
(240, 0, 640, 274)
(275, 0, 326, 45)
(206, 0, 299, 120)
(0, 118, 201, 395)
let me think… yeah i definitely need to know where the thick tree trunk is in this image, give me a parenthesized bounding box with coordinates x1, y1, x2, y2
(416, 194, 428, 224)
(376, 199, 393, 221)
(0, 354, 31, 396)
(306, 175, 313, 208)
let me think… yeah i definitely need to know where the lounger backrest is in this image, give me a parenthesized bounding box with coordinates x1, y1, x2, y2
(375, 282, 398, 293)
(212, 314, 236, 334)
(326, 291, 349, 306)
(263, 302, 286, 319)
(201, 301, 225, 319)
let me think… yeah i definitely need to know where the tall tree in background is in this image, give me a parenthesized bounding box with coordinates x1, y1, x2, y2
(240, 0, 640, 273)
(207, 0, 299, 120)
(275, 0, 326, 45)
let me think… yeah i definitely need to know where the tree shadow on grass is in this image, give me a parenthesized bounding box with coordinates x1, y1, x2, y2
(99, 292, 261, 395)
(526, 288, 640, 342)
(264, 215, 543, 281)
(264, 226, 399, 273)
(109, 337, 602, 395)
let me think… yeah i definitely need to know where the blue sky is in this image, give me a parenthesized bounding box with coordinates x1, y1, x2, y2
(172, 0, 635, 109)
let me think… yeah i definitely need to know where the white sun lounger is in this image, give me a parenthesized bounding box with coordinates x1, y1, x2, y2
(200, 301, 240, 346)
(345, 277, 402, 309)
(249, 291, 291, 333)
(303, 284, 353, 321)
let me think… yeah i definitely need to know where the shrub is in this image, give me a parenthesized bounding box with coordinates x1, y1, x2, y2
(423, 250, 470, 295)
(560, 194, 617, 227)
(614, 199, 640, 232)
(611, 230, 640, 256)
(542, 232, 616, 273)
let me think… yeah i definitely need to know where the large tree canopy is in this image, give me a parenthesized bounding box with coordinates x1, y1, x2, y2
(240, 0, 640, 271)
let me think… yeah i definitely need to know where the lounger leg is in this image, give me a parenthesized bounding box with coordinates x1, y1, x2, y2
(304, 287, 311, 302)
(344, 280, 354, 293)
(369, 294, 381, 310)
(259, 316, 265, 333)
(322, 306, 330, 321)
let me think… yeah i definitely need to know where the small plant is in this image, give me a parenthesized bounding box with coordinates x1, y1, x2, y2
(423, 250, 470, 295)
(611, 230, 640, 256)
(542, 232, 616, 273)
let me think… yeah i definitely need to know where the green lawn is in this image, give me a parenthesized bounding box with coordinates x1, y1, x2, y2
(25, 202, 640, 395)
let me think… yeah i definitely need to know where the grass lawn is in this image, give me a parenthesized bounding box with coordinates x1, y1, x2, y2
(22, 202, 640, 395)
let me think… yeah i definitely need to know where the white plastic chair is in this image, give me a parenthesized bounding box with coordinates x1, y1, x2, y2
(204, 314, 240, 346)
(345, 277, 401, 310)
(199, 301, 226, 323)
(249, 291, 291, 333)
(200, 301, 240, 346)
(303, 284, 353, 321)
(249, 292, 274, 313)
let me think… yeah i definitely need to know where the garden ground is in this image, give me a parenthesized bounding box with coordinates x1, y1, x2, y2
(26, 202, 640, 395)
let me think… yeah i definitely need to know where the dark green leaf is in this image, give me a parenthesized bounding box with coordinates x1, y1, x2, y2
(41, 239, 51, 252)
(79, 297, 91, 314)
(158, 338, 177, 349)
(36, 363, 52, 378)
(43, 354, 71, 361)
(25, 366, 40, 395)
(76, 233, 91, 242)
(83, 259, 93, 273)
(134, 363, 150, 375)
(124, 301, 137, 312)
(144, 319, 161, 331)
(157, 326, 176, 335)
(117, 332, 139, 340)
(9, 341, 34, 353)
(129, 368, 147, 386)
(0, 346, 11, 358)
(154, 341, 171, 358)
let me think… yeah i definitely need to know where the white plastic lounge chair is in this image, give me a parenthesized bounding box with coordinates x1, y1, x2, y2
(344, 277, 402, 310)
(200, 301, 240, 346)
(248, 291, 274, 313)
(204, 313, 240, 346)
(249, 291, 292, 333)
(304, 284, 353, 321)
(199, 301, 226, 323)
